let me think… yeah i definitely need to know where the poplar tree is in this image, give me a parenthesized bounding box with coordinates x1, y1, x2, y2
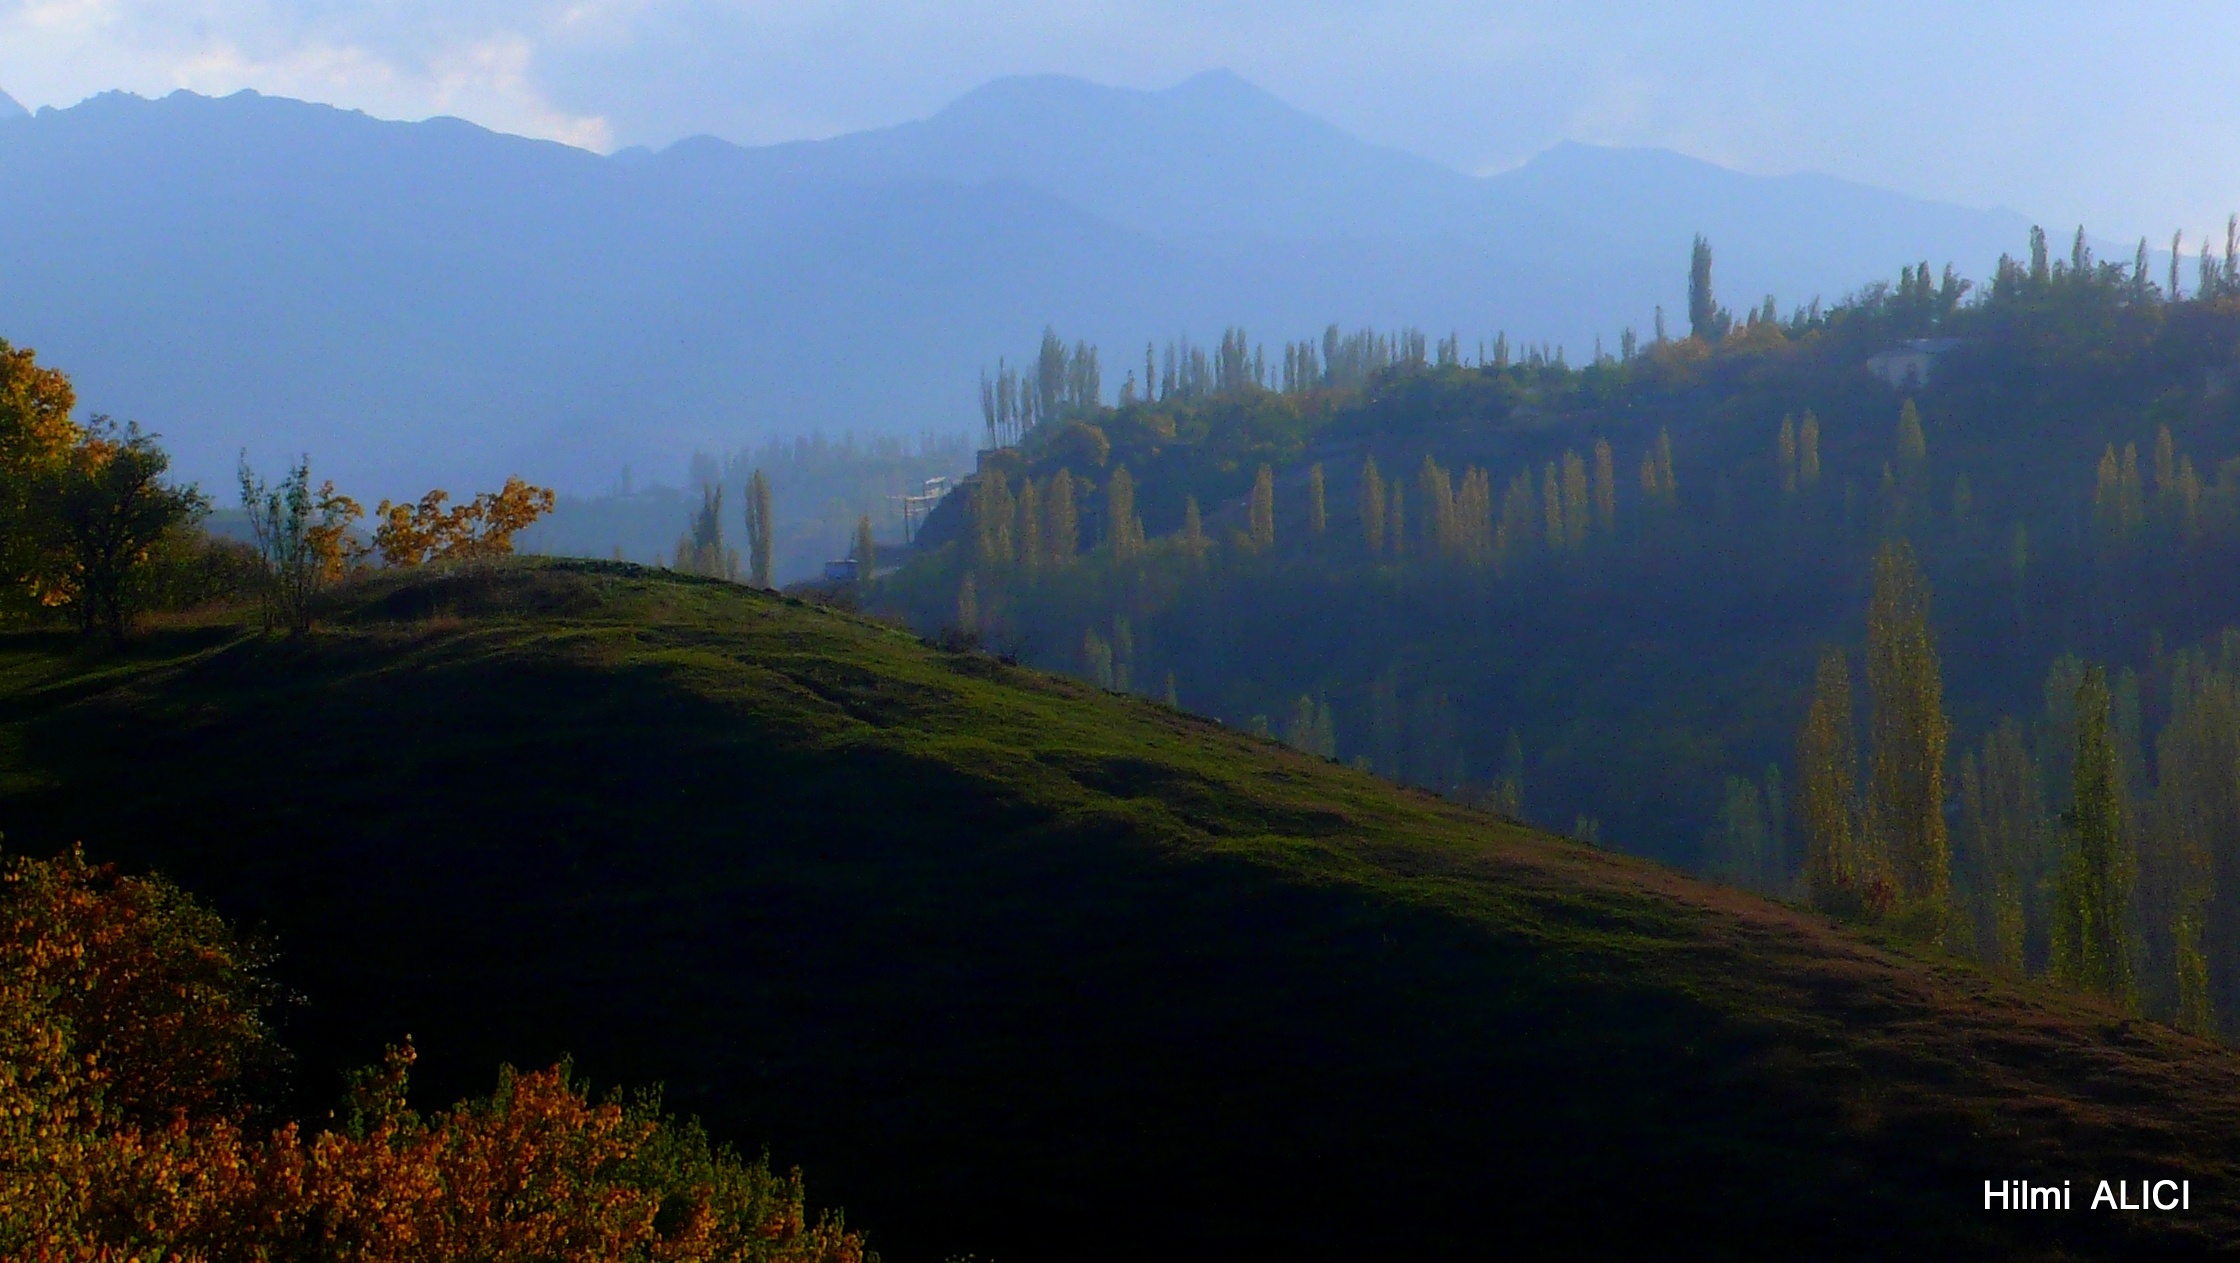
(1180, 496, 1209, 561)
(1592, 439, 1616, 534)
(1799, 646, 1866, 914)
(1894, 400, 1928, 520)
(1106, 466, 1142, 559)
(2121, 443, 2144, 531)
(1420, 456, 1456, 557)
(1495, 471, 1535, 575)
(1541, 462, 1563, 551)
(2052, 665, 2136, 1006)
(1046, 469, 1078, 566)
(1359, 455, 1386, 554)
(974, 471, 1015, 567)
(852, 514, 876, 584)
(1688, 234, 1726, 340)
(1307, 463, 1327, 535)
(744, 468, 773, 588)
(1015, 478, 1042, 576)
(1799, 412, 1822, 488)
(1957, 719, 2041, 972)
(1777, 416, 1799, 495)
(955, 571, 978, 632)
(1863, 540, 1952, 937)
(1249, 464, 1276, 552)
(1637, 429, 1677, 507)
(1459, 467, 1494, 565)
(1387, 480, 1406, 560)
(1561, 452, 1590, 552)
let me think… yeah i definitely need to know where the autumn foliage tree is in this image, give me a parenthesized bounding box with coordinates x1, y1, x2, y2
(2, 344, 206, 641)
(374, 476, 556, 568)
(0, 845, 868, 1263)
(240, 456, 367, 635)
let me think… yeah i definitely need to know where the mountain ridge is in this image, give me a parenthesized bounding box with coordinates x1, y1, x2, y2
(0, 75, 2034, 496)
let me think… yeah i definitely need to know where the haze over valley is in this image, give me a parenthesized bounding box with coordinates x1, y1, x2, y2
(0, 71, 2031, 497)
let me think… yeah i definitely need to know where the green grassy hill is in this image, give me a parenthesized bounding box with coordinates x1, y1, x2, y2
(3, 560, 2238, 1260)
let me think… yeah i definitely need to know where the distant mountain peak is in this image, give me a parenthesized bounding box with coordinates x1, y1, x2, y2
(0, 88, 28, 121)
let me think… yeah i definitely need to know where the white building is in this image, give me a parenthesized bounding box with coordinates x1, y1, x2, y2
(1866, 338, 1962, 389)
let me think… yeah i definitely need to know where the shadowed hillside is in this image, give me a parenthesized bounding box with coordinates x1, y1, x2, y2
(3, 561, 2237, 1259)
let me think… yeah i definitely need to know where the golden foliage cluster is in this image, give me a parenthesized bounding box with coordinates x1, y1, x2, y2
(373, 477, 557, 569)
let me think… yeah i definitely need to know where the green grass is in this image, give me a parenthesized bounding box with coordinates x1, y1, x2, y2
(4, 560, 2239, 1260)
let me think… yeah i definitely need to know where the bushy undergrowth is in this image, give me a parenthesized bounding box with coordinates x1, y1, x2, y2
(0, 845, 869, 1263)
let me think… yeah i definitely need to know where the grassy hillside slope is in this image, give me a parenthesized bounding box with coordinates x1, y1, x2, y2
(3, 561, 2238, 1260)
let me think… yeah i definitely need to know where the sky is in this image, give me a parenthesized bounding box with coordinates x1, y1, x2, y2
(3, 0, 2238, 247)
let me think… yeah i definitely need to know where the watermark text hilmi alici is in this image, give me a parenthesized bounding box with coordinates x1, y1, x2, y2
(1985, 1180, 2190, 1211)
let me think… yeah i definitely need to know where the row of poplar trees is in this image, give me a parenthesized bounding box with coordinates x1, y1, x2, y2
(1790, 538, 2221, 1030)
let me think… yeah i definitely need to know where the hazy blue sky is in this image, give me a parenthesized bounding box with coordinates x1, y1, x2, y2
(3, 0, 2236, 245)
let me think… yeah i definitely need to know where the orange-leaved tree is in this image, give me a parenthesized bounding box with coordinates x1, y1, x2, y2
(375, 477, 556, 567)
(0, 845, 868, 1263)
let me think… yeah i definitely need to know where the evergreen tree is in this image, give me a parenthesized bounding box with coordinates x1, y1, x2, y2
(1799, 411, 1822, 488)
(1799, 646, 1867, 914)
(744, 468, 773, 588)
(1307, 462, 1327, 535)
(1249, 464, 1276, 552)
(1359, 455, 1386, 554)
(1863, 540, 1952, 937)
(2053, 664, 2137, 1006)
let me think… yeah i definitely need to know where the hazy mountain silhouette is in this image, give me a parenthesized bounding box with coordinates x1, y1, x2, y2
(0, 75, 2031, 495)
(0, 89, 26, 121)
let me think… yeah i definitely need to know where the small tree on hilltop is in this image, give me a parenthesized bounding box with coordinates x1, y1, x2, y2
(240, 454, 363, 636)
(40, 418, 208, 644)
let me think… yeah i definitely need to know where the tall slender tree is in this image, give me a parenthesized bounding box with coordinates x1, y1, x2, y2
(741, 469, 773, 588)
(1306, 462, 1327, 536)
(1688, 234, 1728, 340)
(1561, 452, 1590, 552)
(1105, 466, 1142, 559)
(2053, 664, 2137, 1006)
(1249, 464, 1276, 552)
(1046, 469, 1078, 566)
(1863, 540, 1952, 937)
(1591, 439, 1616, 534)
(1359, 455, 1386, 554)
(1015, 479, 1042, 576)
(1799, 646, 1866, 914)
